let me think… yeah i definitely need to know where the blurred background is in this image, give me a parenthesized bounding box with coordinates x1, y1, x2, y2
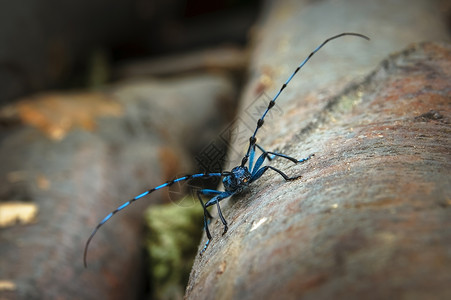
(0, 0, 262, 104)
(0, 1, 262, 299)
(0, 0, 449, 299)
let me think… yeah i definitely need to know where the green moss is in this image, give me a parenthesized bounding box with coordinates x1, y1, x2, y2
(145, 196, 204, 299)
(335, 90, 364, 113)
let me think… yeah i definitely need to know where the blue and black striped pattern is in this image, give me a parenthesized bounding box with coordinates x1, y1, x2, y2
(83, 172, 230, 266)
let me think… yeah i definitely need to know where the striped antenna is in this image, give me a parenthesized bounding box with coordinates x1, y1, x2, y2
(241, 32, 370, 167)
(83, 171, 231, 267)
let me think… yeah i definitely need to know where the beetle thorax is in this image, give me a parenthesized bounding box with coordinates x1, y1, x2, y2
(223, 166, 251, 193)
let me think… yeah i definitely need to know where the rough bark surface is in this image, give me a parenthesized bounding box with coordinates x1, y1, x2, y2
(186, 40, 451, 300)
(186, 1, 451, 299)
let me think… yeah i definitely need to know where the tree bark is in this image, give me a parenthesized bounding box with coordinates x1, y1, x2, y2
(186, 0, 451, 299)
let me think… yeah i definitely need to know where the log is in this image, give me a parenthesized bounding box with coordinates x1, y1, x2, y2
(186, 0, 451, 299)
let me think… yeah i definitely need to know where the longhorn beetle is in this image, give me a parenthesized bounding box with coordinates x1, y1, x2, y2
(84, 32, 369, 267)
